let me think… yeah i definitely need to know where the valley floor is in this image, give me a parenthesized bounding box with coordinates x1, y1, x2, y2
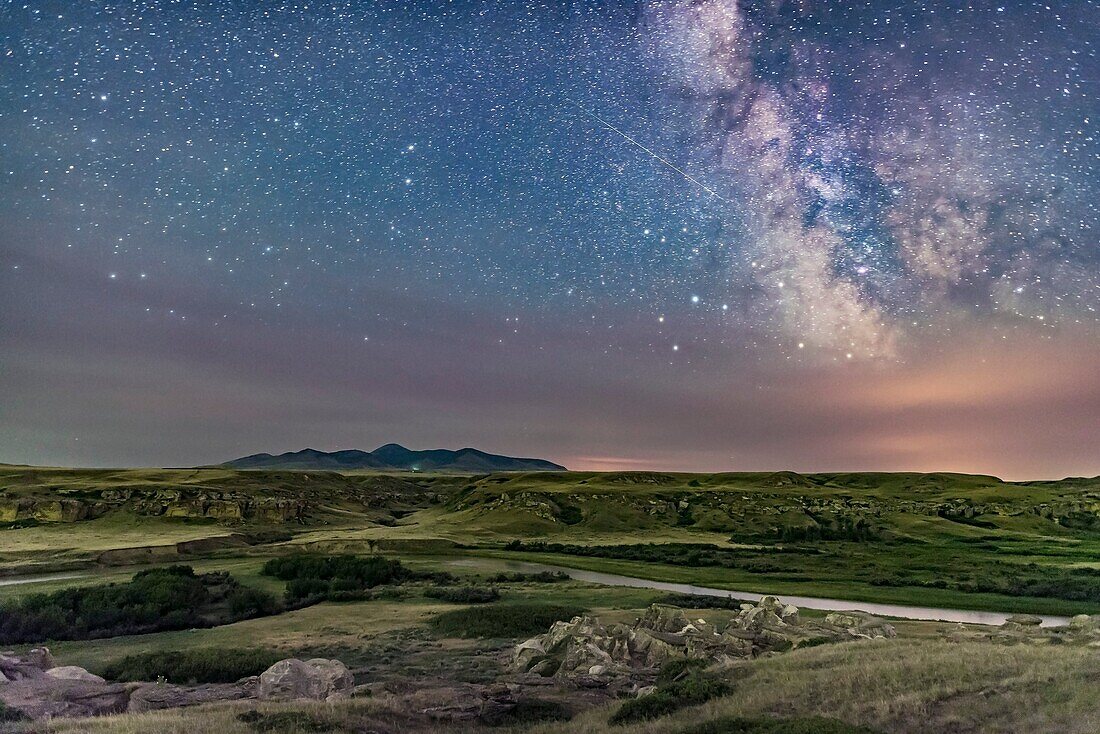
(4, 467, 1100, 732)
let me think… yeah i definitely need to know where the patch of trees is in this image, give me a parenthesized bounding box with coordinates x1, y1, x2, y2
(424, 586, 500, 603)
(555, 503, 584, 525)
(261, 554, 455, 604)
(774, 516, 879, 542)
(869, 564, 1100, 602)
(503, 540, 811, 570)
(429, 602, 586, 638)
(0, 566, 279, 644)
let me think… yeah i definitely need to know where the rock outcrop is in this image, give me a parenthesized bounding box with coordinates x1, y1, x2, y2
(257, 658, 353, 700)
(955, 613, 1100, 646)
(128, 680, 255, 713)
(44, 666, 106, 683)
(0, 652, 131, 719)
(0, 649, 356, 720)
(512, 598, 895, 684)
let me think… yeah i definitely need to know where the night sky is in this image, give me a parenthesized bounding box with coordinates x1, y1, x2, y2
(1, 1, 1098, 479)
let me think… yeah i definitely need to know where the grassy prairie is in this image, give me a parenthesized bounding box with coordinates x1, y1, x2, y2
(529, 639, 1100, 734)
(6, 566, 661, 673)
(5, 466, 1100, 615)
(3, 467, 1100, 732)
(26, 640, 1100, 734)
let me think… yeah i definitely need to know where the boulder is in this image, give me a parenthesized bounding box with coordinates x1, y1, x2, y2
(824, 611, 897, 639)
(0, 679, 132, 719)
(45, 666, 105, 683)
(512, 638, 546, 671)
(638, 605, 692, 634)
(25, 648, 54, 671)
(1069, 614, 1096, 629)
(257, 658, 352, 700)
(1005, 614, 1043, 628)
(0, 653, 47, 682)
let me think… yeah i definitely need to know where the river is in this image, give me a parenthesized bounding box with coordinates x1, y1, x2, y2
(445, 557, 1072, 627)
(0, 572, 87, 587)
(0, 561, 1072, 627)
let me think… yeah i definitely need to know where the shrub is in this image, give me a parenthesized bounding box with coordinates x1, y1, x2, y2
(680, 716, 881, 734)
(0, 567, 279, 644)
(502, 541, 816, 571)
(481, 697, 571, 726)
(424, 586, 500, 603)
(100, 648, 281, 684)
(556, 504, 584, 525)
(656, 657, 709, 685)
(775, 516, 878, 542)
(262, 554, 410, 604)
(611, 664, 729, 725)
(429, 602, 585, 638)
(658, 593, 744, 610)
(262, 554, 407, 585)
(228, 586, 282, 619)
(610, 691, 683, 724)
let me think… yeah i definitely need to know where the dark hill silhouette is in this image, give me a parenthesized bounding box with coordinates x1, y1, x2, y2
(221, 444, 566, 472)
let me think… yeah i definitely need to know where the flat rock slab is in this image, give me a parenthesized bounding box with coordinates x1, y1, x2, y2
(129, 681, 255, 713)
(0, 678, 135, 719)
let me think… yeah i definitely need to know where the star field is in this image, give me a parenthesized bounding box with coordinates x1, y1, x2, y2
(1, 1, 1098, 476)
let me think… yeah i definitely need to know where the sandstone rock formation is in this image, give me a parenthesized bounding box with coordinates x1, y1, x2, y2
(512, 598, 895, 684)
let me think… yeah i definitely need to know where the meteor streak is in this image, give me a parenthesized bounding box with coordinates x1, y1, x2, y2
(579, 107, 732, 204)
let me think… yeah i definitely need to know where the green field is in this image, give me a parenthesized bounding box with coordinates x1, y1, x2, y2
(2, 465, 1100, 732)
(5, 466, 1100, 615)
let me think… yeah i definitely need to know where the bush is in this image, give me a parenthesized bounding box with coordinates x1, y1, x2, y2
(429, 602, 585, 638)
(100, 648, 281, 684)
(611, 664, 729, 725)
(262, 554, 411, 604)
(0, 567, 280, 644)
(424, 586, 500, 603)
(480, 697, 571, 726)
(658, 593, 745, 610)
(774, 516, 878, 542)
(228, 587, 282, 619)
(680, 716, 881, 734)
(656, 657, 709, 685)
(502, 541, 816, 572)
(556, 504, 584, 525)
(262, 554, 408, 585)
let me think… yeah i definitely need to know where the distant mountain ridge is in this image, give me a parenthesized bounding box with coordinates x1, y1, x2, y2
(220, 443, 566, 472)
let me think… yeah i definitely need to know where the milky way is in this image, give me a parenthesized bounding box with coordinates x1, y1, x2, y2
(1, 1, 1097, 476)
(643, 0, 1097, 355)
